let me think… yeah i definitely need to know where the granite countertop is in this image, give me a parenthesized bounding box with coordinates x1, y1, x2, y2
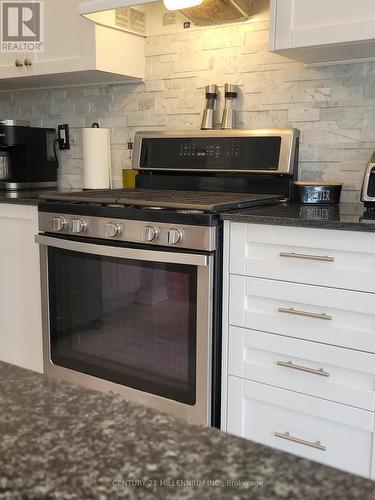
(0, 188, 82, 206)
(0, 189, 54, 206)
(2, 190, 375, 234)
(1, 362, 374, 500)
(221, 202, 375, 232)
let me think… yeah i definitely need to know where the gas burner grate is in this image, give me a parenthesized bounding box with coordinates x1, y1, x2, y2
(40, 189, 282, 213)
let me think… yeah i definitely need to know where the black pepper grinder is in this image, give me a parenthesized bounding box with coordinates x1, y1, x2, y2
(221, 84, 238, 129)
(201, 84, 218, 130)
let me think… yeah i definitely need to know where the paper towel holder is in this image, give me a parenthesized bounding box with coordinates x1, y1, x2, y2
(82, 123, 112, 190)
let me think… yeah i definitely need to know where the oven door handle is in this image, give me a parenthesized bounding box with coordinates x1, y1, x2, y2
(35, 234, 209, 267)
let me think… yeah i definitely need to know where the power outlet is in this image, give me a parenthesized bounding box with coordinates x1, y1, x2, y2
(58, 124, 70, 150)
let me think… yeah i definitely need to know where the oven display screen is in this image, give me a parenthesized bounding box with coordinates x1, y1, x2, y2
(139, 136, 282, 170)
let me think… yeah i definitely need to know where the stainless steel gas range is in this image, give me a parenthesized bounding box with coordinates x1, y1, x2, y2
(36, 129, 300, 427)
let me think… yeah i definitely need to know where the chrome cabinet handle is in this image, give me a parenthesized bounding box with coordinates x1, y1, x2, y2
(278, 307, 332, 321)
(15, 59, 23, 67)
(274, 432, 326, 451)
(24, 58, 32, 66)
(279, 251, 334, 262)
(276, 360, 330, 377)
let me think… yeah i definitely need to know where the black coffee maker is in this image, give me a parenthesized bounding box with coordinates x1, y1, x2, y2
(0, 120, 58, 190)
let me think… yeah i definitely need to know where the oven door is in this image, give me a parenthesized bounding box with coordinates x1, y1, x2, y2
(36, 235, 214, 425)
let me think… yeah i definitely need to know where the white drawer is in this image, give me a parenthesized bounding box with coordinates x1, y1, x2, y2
(230, 223, 375, 293)
(229, 326, 375, 411)
(227, 377, 374, 478)
(229, 275, 375, 352)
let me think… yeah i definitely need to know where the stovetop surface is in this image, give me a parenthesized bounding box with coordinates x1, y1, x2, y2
(40, 189, 282, 212)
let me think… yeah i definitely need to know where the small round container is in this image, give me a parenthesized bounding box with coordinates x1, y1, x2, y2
(293, 181, 343, 205)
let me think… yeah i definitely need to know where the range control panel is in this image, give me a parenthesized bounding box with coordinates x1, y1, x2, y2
(178, 138, 240, 159)
(38, 212, 216, 252)
(139, 136, 282, 171)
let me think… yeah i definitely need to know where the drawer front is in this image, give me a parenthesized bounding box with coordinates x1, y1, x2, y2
(230, 223, 375, 293)
(229, 275, 375, 352)
(227, 377, 374, 478)
(229, 326, 375, 411)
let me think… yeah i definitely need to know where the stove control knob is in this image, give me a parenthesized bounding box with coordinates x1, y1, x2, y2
(143, 225, 160, 242)
(168, 228, 184, 245)
(52, 216, 67, 232)
(70, 219, 87, 234)
(105, 223, 121, 238)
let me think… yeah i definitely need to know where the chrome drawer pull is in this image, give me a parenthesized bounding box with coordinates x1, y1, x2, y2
(277, 360, 330, 377)
(279, 251, 334, 262)
(278, 307, 332, 321)
(274, 431, 327, 451)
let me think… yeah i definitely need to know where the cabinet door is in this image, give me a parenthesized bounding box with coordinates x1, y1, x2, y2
(0, 0, 88, 80)
(0, 53, 26, 79)
(32, 0, 92, 75)
(230, 222, 375, 293)
(0, 0, 144, 87)
(272, 0, 375, 49)
(229, 326, 375, 411)
(270, 0, 375, 63)
(229, 275, 375, 353)
(227, 377, 374, 478)
(0, 205, 43, 373)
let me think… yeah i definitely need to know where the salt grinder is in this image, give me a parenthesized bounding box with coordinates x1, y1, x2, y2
(221, 83, 238, 129)
(201, 84, 218, 130)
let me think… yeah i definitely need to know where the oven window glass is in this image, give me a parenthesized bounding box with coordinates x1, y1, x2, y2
(47, 247, 197, 405)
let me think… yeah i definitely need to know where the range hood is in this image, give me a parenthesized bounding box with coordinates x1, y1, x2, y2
(79, 0, 149, 35)
(79, 0, 256, 28)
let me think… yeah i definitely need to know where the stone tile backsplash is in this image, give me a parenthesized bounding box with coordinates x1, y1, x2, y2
(2, 18, 375, 201)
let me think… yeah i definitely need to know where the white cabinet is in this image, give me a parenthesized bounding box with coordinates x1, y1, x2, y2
(230, 223, 375, 293)
(0, 53, 35, 80)
(0, 204, 43, 373)
(229, 276, 375, 353)
(229, 327, 375, 411)
(0, 0, 145, 90)
(222, 220, 375, 478)
(270, 0, 375, 65)
(227, 377, 374, 478)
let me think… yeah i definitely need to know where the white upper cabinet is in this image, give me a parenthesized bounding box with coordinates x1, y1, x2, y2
(270, 0, 375, 65)
(0, 0, 145, 90)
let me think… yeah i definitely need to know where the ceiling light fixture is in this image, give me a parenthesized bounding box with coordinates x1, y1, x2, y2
(163, 0, 203, 11)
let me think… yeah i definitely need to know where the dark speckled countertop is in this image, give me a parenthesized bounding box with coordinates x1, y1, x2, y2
(0, 188, 82, 206)
(2, 190, 375, 233)
(0, 189, 53, 205)
(4, 189, 374, 235)
(1, 362, 375, 500)
(221, 202, 375, 232)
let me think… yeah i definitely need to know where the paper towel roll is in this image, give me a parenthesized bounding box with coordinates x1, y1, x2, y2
(82, 127, 112, 189)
